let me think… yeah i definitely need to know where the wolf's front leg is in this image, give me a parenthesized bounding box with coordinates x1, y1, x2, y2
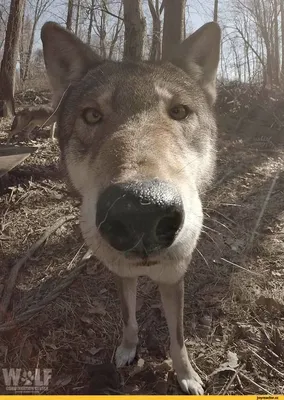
(115, 276, 138, 367)
(159, 279, 204, 395)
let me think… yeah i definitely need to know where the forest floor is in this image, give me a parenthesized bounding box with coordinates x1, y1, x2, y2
(0, 84, 283, 394)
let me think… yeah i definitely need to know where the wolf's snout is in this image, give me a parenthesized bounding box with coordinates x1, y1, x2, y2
(96, 180, 184, 256)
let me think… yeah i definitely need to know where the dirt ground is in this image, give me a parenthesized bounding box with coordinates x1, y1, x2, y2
(0, 85, 283, 395)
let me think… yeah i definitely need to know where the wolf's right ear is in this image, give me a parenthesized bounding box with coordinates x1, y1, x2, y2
(41, 22, 102, 106)
(168, 22, 221, 105)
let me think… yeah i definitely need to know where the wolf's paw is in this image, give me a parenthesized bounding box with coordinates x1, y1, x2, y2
(177, 371, 204, 395)
(115, 344, 136, 368)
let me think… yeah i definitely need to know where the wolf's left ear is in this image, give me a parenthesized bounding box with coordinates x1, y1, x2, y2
(169, 22, 221, 105)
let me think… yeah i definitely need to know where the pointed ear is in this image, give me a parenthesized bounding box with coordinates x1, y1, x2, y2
(41, 22, 102, 106)
(168, 22, 221, 105)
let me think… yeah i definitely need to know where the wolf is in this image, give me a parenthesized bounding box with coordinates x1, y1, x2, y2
(6, 105, 57, 143)
(41, 21, 221, 395)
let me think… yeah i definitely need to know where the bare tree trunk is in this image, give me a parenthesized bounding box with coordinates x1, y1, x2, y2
(273, 0, 280, 85)
(243, 15, 251, 81)
(19, 2, 26, 82)
(162, 0, 185, 60)
(123, 0, 146, 61)
(108, 1, 124, 59)
(148, 0, 161, 61)
(87, 0, 95, 45)
(23, 18, 37, 81)
(281, 0, 284, 84)
(75, 0, 81, 36)
(0, 0, 25, 117)
(66, 0, 74, 31)
(259, 0, 273, 87)
(214, 0, 218, 22)
(99, 7, 107, 57)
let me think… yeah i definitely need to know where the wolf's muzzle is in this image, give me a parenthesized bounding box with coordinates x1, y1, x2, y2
(96, 179, 184, 256)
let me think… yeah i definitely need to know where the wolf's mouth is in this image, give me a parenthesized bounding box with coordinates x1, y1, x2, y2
(134, 259, 158, 267)
(123, 251, 159, 266)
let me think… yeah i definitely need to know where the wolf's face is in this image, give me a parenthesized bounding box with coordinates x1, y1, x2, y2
(41, 22, 220, 284)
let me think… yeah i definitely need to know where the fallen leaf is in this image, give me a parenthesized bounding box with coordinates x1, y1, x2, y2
(151, 303, 162, 310)
(80, 316, 92, 325)
(137, 358, 145, 368)
(46, 343, 57, 350)
(226, 237, 245, 253)
(256, 296, 284, 312)
(21, 339, 33, 359)
(272, 271, 283, 277)
(197, 314, 212, 338)
(156, 359, 173, 372)
(227, 350, 238, 368)
(273, 328, 283, 356)
(208, 350, 239, 378)
(86, 265, 97, 275)
(88, 301, 106, 316)
(129, 358, 145, 377)
(83, 249, 93, 260)
(88, 347, 102, 356)
(54, 375, 72, 387)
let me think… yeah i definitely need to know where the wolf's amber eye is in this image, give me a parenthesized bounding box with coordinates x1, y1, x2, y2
(169, 105, 191, 120)
(82, 108, 102, 125)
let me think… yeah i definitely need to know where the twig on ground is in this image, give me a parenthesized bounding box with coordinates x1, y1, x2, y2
(209, 171, 233, 191)
(246, 171, 279, 252)
(235, 115, 247, 133)
(220, 257, 263, 277)
(250, 348, 284, 378)
(221, 363, 246, 394)
(239, 372, 272, 394)
(236, 374, 244, 390)
(0, 248, 88, 332)
(196, 248, 209, 267)
(0, 215, 76, 322)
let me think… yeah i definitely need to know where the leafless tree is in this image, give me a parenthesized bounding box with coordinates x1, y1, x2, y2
(0, 1, 11, 51)
(87, 0, 95, 44)
(91, 0, 124, 58)
(214, 0, 218, 22)
(123, 0, 146, 61)
(162, 0, 185, 60)
(19, 3, 28, 81)
(280, 0, 284, 82)
(229, 0, 279, 86)
(22, 0, 53, 82)
(66, 0, 74, 30)
(75, 0, 81, 35)
(0, 0, 25, 117)
(108, 1, 124, 59)
(148, 0, 161, 61)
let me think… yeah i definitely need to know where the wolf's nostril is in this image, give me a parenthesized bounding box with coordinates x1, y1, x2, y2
(155, 212, 183, 246)
(100, 220, 131, 251)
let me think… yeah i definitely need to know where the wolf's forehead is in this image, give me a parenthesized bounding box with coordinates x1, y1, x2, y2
(79, 63, 193, 113)
(88, 66, 159, 93)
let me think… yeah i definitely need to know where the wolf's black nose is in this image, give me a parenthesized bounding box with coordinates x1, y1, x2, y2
(96, 180, 184, 256)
